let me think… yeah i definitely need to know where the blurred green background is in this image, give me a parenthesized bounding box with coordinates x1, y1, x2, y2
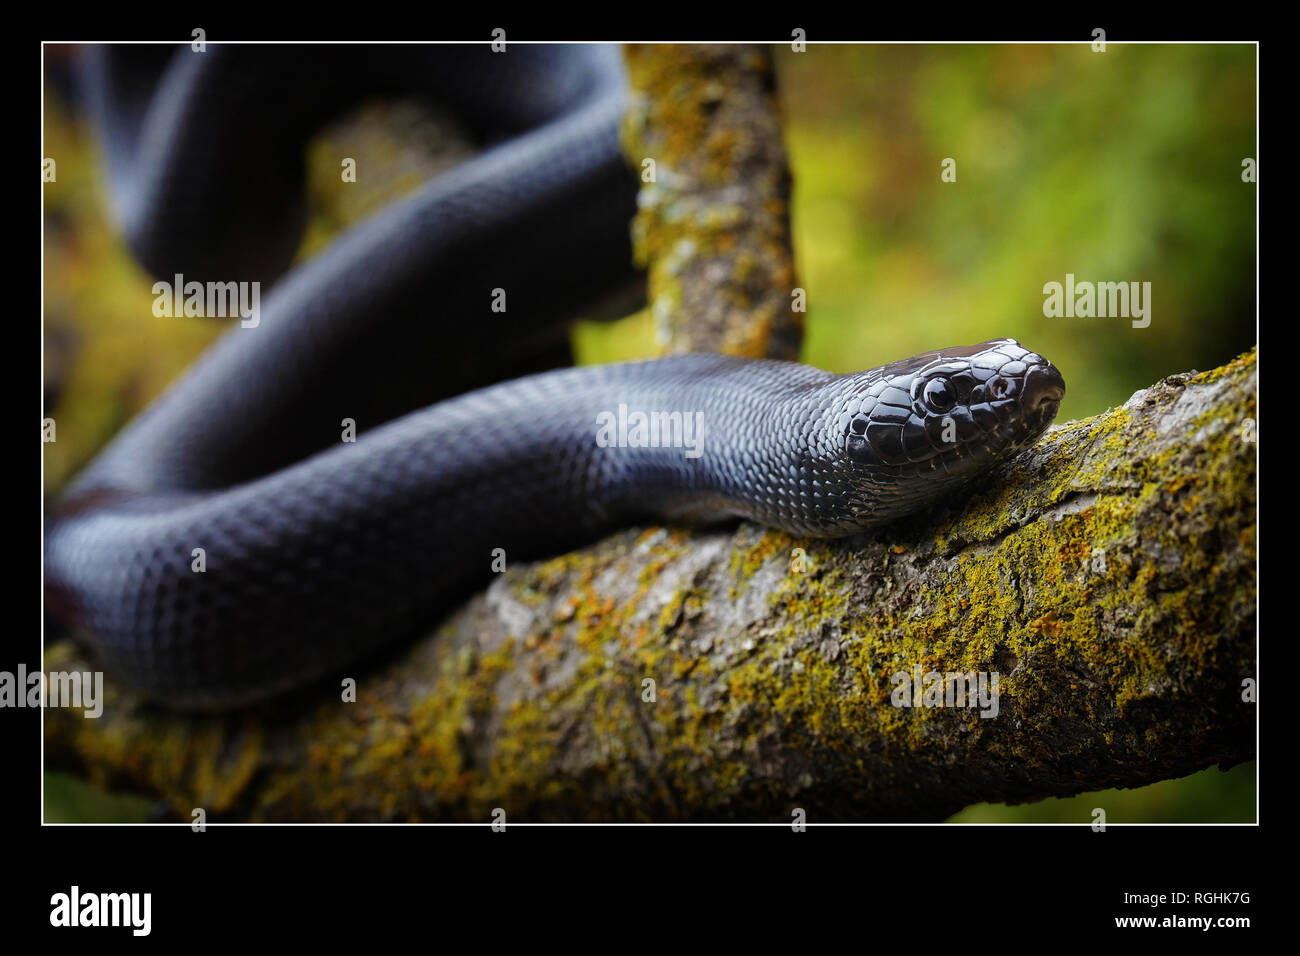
(578, 43, 1257, 420)
(44, 43, 1255, 822)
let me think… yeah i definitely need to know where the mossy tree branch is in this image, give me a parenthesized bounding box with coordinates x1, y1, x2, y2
(621, 44, 803, 360)
(43, 349, 1257, 821)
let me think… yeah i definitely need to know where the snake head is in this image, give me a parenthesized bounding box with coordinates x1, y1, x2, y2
(830, 338, 1065, 527)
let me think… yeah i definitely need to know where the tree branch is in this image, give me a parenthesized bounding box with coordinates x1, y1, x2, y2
(621, 43, 803, 359)
(44, 349, 1257, 820)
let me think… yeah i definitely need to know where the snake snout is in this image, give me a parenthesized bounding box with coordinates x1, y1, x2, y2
(1022, 363, 1066, 416)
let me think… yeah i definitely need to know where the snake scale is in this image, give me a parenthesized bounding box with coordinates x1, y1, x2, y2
(44, 45, 1065, 708)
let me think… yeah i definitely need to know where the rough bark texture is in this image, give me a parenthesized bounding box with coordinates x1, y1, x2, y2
(621, 44, 804, 360)
(43, 349, 1257, 821)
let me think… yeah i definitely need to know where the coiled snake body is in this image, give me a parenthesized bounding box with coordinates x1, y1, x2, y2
(46, 45, 1065, 707)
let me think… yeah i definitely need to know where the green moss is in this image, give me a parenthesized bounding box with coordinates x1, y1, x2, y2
(1191, 346, 1257, 386)
(620, 45, 801, 360)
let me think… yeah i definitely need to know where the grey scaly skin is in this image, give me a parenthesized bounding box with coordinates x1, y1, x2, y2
(45, 47, 1064, 708)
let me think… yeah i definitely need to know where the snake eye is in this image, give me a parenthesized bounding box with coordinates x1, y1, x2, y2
(922, 377, 955, 413)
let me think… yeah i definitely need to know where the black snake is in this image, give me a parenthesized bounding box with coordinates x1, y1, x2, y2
(45, 45, 1065, 708)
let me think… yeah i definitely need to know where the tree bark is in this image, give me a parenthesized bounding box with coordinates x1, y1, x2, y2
(621, 44, 804, 360)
